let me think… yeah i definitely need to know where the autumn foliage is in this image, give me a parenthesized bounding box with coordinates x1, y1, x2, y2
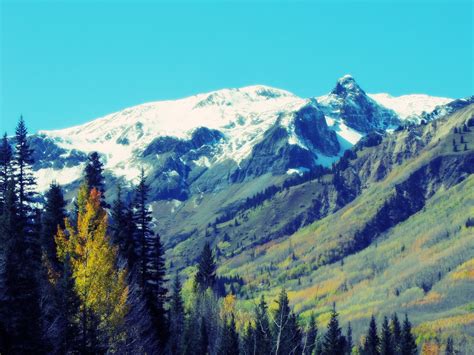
(56, 184, 128, 345)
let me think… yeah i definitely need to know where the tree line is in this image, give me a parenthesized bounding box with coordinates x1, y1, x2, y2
(0, 117, 453, 354)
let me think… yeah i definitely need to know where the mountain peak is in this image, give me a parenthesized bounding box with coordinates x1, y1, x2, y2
(331, 74, 363, 96)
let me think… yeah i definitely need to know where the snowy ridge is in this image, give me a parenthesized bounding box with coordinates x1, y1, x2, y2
(39, 85, 307, 187)
(34, 76, 454, 191)
(368, 93, 452, 120)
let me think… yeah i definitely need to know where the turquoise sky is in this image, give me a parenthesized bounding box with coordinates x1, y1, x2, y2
(1, 0, 472, 134)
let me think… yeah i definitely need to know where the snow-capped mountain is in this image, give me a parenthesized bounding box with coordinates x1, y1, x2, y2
(32, 75, 455, 194)
(368, 93, 452, 121)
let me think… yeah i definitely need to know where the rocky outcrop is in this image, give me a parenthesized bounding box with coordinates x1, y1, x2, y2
(319, 75, 400, 132)
(293, 103, 340, 155)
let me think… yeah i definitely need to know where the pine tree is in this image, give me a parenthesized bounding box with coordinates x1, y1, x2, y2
(380, 316, 393, 355)
(41, 182, 67, 271)
(133, 168, 168, 346)
(199, 317, 210, 355)
(84, 152, 107, 207)
(322, 306, 345, 355)
(218, 314, 240, 355)
(195, 241, 217, 292)
(0, 133, 12, 210)
(1, 117, 43, 353)
(445, 337, 454, 355)
(303, 313, 318, 355)
(272, 289, 301, 355)
(169, 273, 185, 355)
(254, 295, 272, 355)
(13, 116, 36, 220)
(56, 185, 129, 352)
(241, 322, 256, 355)
(364, 315, 380, 355)
(110, 184, 136, 266)
(55, 254, 81, 354)
(345, 322, 353, 355)
(391, 313, 402, 355)
(400, 315, 417, 355)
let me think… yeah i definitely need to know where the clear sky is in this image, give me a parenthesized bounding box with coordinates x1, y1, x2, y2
(1, 0, 472, 134)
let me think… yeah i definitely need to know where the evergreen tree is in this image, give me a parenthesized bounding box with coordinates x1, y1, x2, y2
(445, 337, 454, 355)
(364, 315, 380, 355)
(303, 313, 318, 355)
(199, 317, 210, 355)
(41, 182, 67, 271)
(169, 273, 185, 355)
(110, 184, 136, 266)
(271, 289, 301, 355)
(84, 152, 107, 207)
(133, 168, 168, 346)
(390, 313, 402, 355)
(322, 306, 345, 355)
(1, 117, 43, 353)
(400, 315, 417, 355)
(13, 116, 36, 221)
(0, 133, 12, 210)
(218, 314, 239, 355)
(55, 254, 81, 354)
(345, 322, 353, 355)
(380, 316, 394, 355)
(241, 322, 256, 355)
(254, 295, 272, 355)
(194, 241, 217, 292)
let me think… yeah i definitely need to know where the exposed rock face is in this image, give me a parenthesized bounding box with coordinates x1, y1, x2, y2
(319, 75, 400, 132)
(293, 103, 340, 156)
(29, 135, 87, 170)
(420, 96, 474, 122)
(230, 125, 314, 183)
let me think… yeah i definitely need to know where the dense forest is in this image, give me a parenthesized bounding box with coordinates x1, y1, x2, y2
(0, 117, 456, 354)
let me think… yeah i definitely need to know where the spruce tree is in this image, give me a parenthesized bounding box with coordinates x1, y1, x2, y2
(55, 254, 81, 354)
(2, 117, 43, 353)
(195, 241, 217, 292)
(0, 133, 12, 210)
(345, 322, 353, 355)
(254, 295, 272, 354)
(84, 152, 107, 207)
(133, 168, 168, 346)
(391, 313, 402, 355)
(400, 315, 417, 355)
(322, 306, 345, 355)
(272, 289, 301, 355)
(218, 314, 240, 355)
(445, 337, 454, 355)
(364, 315, 380, 355)
(199, 317, 210, 355)
(241, 322, 256, 355)
(110, 184, 136, 266)
(41, 182, 67, 271)
(303, 313, 318, 355)
(169, 273, 185, 355)
(380, 316, 394, 355)
(13, 116, 36, 221)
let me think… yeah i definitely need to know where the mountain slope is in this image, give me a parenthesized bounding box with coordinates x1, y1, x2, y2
(215, 104, 474, 348)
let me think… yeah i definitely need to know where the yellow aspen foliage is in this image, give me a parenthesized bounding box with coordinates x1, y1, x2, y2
(421, 341, 441, 355)
(221, 293, 237, 319)
(56, 184, 128, 338)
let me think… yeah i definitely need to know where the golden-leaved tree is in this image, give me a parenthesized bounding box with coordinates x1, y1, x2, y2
(56, 183, 128, 350)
